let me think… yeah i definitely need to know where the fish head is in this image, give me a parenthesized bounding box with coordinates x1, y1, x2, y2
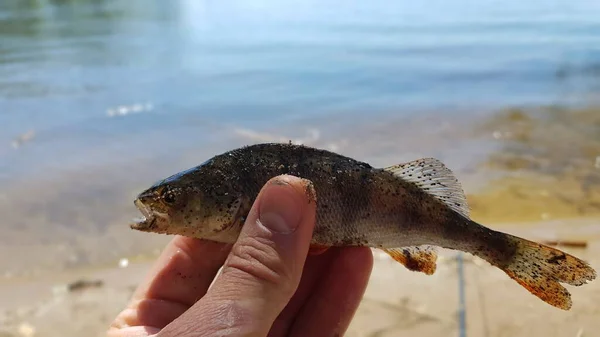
(130, 165, 249, 242)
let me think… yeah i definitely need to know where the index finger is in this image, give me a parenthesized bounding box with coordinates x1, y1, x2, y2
(110, 236, 231, 330)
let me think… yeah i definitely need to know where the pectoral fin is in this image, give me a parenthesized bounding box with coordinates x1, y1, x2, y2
(383, 246, 438, 275)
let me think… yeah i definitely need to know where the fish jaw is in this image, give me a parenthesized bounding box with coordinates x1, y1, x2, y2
(130, 217, 156, 231)
(130, 198, 166, 232)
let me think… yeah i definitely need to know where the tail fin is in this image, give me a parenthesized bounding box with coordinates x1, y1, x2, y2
(489, 235, 596, 310)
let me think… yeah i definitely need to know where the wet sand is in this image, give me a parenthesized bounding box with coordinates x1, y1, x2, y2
(1, 106, 599, 336)
(0, 219, 598, 337)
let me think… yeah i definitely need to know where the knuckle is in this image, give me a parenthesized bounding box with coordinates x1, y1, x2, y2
(224, 235, 295, 294)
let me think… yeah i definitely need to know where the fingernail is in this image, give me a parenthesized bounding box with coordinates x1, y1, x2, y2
(259, 180, 302, 234)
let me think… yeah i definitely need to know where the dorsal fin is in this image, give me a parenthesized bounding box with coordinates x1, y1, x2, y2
(384, 158, 470, 218)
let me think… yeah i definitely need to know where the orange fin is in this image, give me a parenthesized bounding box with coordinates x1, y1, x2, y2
(492, 235, 596, 310)
(383, 246, 438, 275)
(309, 244, 329, 255)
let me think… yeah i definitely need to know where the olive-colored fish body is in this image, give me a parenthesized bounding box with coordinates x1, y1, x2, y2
(131, 142, 596, 310)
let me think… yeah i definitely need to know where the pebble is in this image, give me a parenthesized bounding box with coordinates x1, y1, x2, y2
(51, 285, 68, 297)
(118, 258, 129, 268)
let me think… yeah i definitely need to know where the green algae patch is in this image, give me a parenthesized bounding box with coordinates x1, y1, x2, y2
(466, 106, 600, 224)
(467, 174, 600, 224)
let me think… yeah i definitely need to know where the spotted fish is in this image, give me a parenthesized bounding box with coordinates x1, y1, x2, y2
(130, 142, 596, 310)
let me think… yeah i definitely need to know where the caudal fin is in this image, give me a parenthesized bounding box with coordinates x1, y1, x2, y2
(495, 236, 596, 310)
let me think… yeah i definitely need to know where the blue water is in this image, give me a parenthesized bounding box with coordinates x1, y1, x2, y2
(2, 0, 600, 276)
(1, 0, 600, 180)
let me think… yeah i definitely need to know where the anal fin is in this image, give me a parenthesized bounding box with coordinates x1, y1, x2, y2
(383, 246, 438, 275)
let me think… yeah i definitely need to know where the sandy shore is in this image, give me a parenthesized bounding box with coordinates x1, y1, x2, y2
(0, 219, 598, 337)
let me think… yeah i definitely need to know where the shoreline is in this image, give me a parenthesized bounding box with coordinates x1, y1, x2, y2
(1, 104, 599, 280)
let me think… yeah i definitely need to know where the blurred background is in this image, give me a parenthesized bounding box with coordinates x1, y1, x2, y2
(1, 0, 599, 336)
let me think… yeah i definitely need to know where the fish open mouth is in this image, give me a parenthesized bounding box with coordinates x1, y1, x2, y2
(130, 199, 157, 230)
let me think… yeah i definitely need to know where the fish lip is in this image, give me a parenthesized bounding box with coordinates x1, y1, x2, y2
(135, 198, 152, 217)
(130, 216, 156, 230)
(131, 198, 156, 230)
(130, 198, 170, 231)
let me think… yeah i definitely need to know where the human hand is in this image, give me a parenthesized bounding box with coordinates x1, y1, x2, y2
(108, 175, 374, 336)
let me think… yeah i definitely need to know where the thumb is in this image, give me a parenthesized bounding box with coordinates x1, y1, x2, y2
(158, 175, 317, 336)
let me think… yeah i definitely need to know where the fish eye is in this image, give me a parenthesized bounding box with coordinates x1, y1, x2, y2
(161, 189, 176, 204)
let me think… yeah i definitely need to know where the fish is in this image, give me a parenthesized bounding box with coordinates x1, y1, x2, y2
(130, 142, 596, 310)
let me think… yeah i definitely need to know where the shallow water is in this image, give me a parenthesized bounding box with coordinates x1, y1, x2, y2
(2, 0, 600, 178)
(1, 0, 600, 277)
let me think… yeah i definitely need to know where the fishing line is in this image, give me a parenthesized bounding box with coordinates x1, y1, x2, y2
(457, 252, 467, 337)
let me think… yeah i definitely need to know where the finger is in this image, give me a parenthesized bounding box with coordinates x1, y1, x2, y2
(110, 236, 230, 330)
(268, 250, 337, 337)
(159, 175, 317, 336)
(289, 247, 373, 337)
